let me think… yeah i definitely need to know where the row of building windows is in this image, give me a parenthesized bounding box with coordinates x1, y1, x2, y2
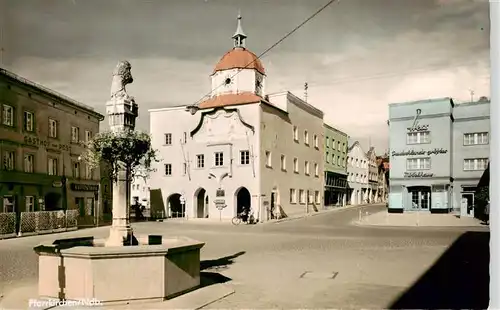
(71, 126, 93, 143)
(2, 104, 93, 140)
(3, 104, 37, 132)
(347, 157, 368, 168)
(2, 150, 93, 178)
(265, 151, 319, 176)
(289, 188, 321, 205)
(348, 172, 381, 184)
(163, 151, 320, 177)
(164, 127, 323, 150)
(405, 157, 488, 171)
(2, 195, 95, 215)
(3, 195, 35, 213)
(406, 131, 489, 146)
(132, 184, 148, 191)
(164, 132, 187, 145)
(348, 173, 368, 183)
(292, 126, 320, 149)
(326, 152, 346, 167)
(325, 136, 346, 153)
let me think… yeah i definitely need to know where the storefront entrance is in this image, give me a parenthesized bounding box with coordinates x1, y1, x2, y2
(461, 186, 476, 217)
(408, 186, 431, 210)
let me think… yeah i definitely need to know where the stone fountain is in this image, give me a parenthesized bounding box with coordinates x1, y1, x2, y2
(34, 61, 205, 305)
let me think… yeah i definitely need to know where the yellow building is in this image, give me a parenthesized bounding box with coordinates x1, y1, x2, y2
(0, 68, 108, 227)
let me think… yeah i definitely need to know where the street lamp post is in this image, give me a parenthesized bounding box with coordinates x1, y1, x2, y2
(180, 195, 186, 219)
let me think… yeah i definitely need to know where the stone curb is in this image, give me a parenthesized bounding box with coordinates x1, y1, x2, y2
(351, 213, 486, 228)
(351, 220, 486, 228)
(265, 203, 384, 225)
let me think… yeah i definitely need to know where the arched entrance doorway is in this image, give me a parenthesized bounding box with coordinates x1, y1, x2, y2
(44, 192, 62, 211)
(236, 187, 251, 215)
(167, 193, 182, 218)
(195, 188, 208, 218)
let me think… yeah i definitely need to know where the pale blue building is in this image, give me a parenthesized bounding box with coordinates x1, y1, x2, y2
(388, 97, 490, 216)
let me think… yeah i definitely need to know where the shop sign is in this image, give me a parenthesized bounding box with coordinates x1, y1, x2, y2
(24, 135, 71, 152)
(52, 181, 63, 188)
(216, 188, 225, 197)
(407, 108, 428, 132)
(214, 199, 226, 210)
(392, 148, 448, 157)
(404, 172, 434, 178)
(70, 183, 99, 192)
(407, 124, 429, 133)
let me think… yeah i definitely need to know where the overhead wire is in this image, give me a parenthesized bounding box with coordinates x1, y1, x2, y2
(280, 59, 487, 92)
(192, 0, 338, 106)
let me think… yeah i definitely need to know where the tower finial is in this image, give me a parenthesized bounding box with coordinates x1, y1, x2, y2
(232, 11, 247, 48)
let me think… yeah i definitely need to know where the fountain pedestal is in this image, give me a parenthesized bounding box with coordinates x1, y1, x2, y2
(35, 237, 205, 303)
(105, 168, 134, 246)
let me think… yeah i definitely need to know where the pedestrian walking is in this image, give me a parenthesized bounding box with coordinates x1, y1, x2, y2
(484, 200, 490, 225)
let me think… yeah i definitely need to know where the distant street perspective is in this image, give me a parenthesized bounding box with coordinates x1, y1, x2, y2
(0, 204, 490, 309)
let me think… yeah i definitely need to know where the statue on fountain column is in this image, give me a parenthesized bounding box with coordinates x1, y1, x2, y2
(110, 60, 135, 103)
(107, 60, 138, 131)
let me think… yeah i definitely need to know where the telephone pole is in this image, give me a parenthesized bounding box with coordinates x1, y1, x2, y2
(469, 89, 475, 103)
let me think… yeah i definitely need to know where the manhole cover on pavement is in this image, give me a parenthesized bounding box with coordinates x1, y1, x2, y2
(299, 271, 339, 279)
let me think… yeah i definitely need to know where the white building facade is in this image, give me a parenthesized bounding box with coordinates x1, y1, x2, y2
(346, 141, 370, 205)
(366, 147, 379, 203)
(148, 15, 324, 221)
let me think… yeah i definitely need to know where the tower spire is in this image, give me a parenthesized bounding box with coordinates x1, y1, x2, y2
(232, 12, 247, 48)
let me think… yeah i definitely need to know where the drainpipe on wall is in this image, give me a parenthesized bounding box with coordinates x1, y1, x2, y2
(256, 105, 263, 223)
(306, 190, 309, 214)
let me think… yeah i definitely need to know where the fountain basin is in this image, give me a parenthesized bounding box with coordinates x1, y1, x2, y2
(34, 235, 205, 304)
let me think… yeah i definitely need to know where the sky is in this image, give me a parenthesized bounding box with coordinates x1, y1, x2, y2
(1, 0, 491, 153)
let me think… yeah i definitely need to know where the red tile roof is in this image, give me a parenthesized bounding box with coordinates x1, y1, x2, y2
(213, 48, 265, 75)
(198, 92, 263, 109)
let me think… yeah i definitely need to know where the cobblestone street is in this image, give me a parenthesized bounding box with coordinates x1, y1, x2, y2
(0, 204, 489, 309)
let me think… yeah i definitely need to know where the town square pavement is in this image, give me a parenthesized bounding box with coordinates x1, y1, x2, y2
(0, 204, 489, 309)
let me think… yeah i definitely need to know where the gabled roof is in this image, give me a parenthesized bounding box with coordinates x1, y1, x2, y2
(348, 141, 368, 159)
(366, 146, 376, 158)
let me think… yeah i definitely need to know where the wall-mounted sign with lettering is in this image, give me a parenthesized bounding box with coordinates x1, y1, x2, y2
(24, 135, 71, 152)
(404, 172, 434, 178)
(406, 108, 429, 132)
(392, 148, 448, 157)
(407, 124, 429, 132)
(70, 183, 99, 192)
(52, 181, 63, 188)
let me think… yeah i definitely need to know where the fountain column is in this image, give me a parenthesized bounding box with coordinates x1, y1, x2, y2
(104, 60, 138, 247)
